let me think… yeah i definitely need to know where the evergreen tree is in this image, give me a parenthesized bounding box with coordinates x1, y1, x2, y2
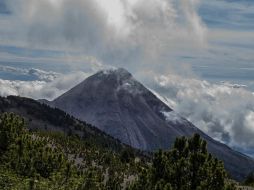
(0, 112, 238, 190)
(130, 134, 236, 190)
(244, 172, 254, 186)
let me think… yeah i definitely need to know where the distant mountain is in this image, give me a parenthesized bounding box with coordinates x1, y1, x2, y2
(49, 68, 254, 181)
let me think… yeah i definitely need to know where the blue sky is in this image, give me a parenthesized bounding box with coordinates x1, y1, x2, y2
(196, 0, 254, 89)
(0, 0, 254, 156)
(200, 0, 254, 30)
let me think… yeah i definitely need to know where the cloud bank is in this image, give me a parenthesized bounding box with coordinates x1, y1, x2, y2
(147, 72, 254, 153)
(0, 65, 60, 81)
(0, 66, 89, 100)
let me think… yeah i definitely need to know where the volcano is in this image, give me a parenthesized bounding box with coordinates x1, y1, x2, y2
(49, 68, 254, 180)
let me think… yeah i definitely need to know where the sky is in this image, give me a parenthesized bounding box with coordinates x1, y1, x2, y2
(0, 0, 254, 156)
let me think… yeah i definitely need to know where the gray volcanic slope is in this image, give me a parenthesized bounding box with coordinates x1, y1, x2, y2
(51, 68, 254, 181)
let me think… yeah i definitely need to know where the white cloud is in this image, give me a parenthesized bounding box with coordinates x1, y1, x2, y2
(147, 72, 254, 150)
(0, 79, 46, 97)
(0, 65, 60, 82)
(1, 0, 207, 73)
(245, 111, 254, 133)
(0, 70, 89, 100)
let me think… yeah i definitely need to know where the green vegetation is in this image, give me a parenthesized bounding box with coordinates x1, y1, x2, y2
(0, 112, 143, 189)
(0, 110, 240, 189)
(244, 172, 254, 187)
(128, 134, 236, 190)
(0, 96, 126, 152)
(0, 112, 82, 189)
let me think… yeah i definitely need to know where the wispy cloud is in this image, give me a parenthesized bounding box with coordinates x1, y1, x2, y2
(200, 0, 254, 30)
(0, 0, 207, 73)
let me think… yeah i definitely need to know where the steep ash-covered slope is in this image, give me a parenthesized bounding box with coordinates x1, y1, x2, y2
(52, 68, 186, 150)
(51, 68, 254, 181)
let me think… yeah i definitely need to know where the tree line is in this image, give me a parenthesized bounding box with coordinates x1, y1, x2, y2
(0, 112, 243, 189)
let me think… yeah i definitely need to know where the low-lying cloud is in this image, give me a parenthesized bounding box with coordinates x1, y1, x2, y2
(147, 72, 254, 152)
(0, 68, 89, 100)
(0, 65, 60, 82)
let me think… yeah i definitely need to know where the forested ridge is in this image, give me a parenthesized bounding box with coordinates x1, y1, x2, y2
(0, 112, 145, 189)
(0, 96, 143, 153)
(0, 96, 249, 189)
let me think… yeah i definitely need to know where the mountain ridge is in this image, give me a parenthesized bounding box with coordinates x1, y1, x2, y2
(48, 68, 254, 181)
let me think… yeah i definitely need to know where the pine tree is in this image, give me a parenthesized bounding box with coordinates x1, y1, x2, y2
(244, 172, 254, 186)
(130, 134, 236, 190)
